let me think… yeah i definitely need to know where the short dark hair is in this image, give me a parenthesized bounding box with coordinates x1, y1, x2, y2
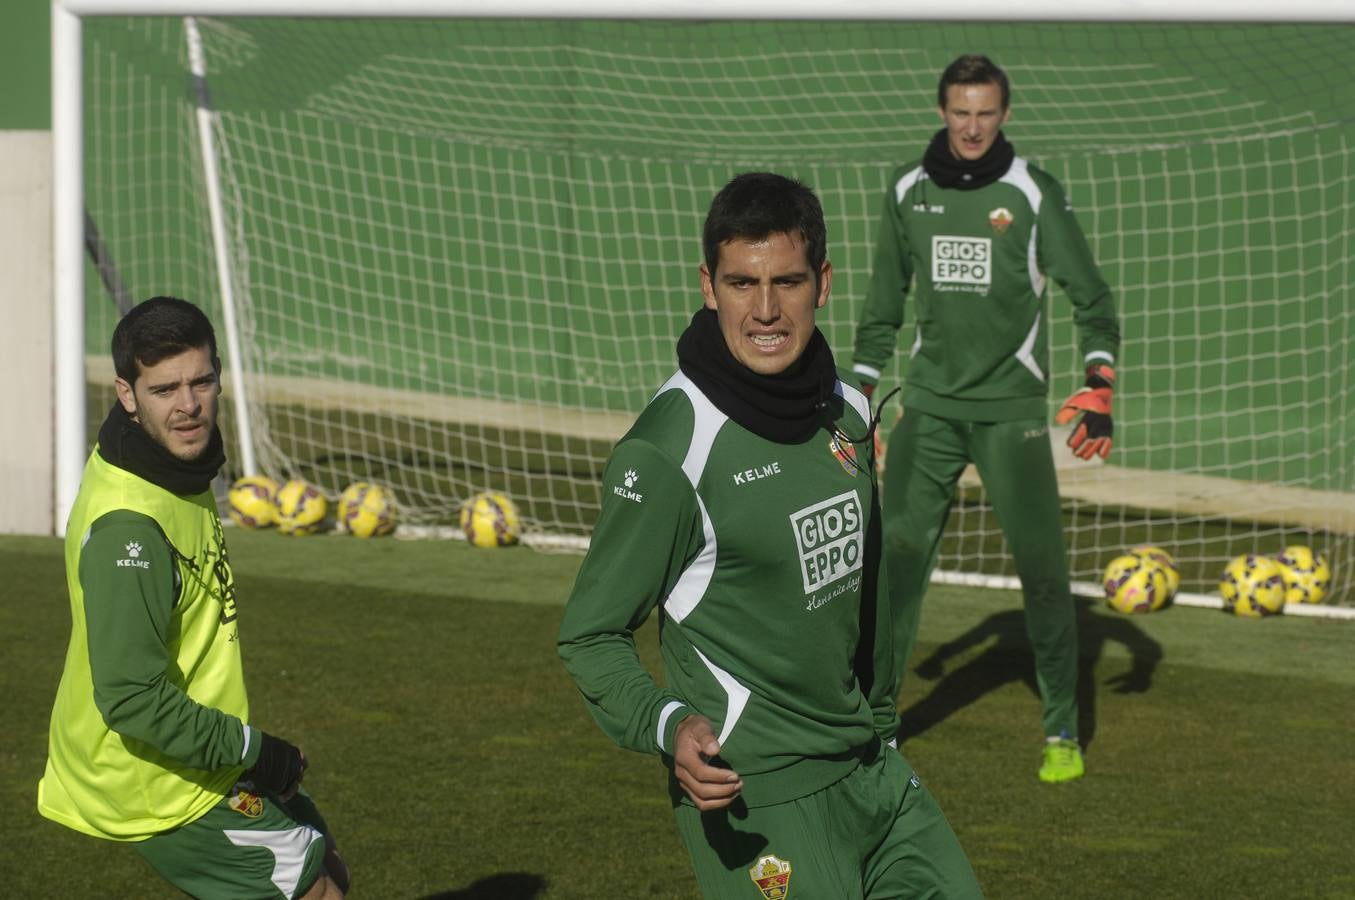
(702, 172, 827, 281)
(938, 54, 1010, 110)
(112, 296, 220, 384)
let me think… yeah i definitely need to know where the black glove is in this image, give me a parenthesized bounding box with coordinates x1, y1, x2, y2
(244, 732, 306, 796)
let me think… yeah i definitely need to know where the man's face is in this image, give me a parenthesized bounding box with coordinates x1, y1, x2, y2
(699, 231, 830, 377)
(115, 345, 221, 462)
(939, 82, 1009, 161)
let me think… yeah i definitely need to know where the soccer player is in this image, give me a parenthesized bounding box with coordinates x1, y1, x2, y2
(558, 173, 983, 898)
(38, 297, 349, 899)
(851, 54, 1120, 783)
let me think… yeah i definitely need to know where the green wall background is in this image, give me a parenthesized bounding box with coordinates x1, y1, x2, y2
(12, 14, 1348, 595)
(77, 19, 1354, 492)
(0, 0, 51, 129)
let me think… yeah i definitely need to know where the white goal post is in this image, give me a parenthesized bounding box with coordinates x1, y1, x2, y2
(52, 1, 1354, 613)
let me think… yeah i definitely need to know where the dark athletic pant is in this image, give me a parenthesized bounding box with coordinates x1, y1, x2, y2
(881, 409, 1078, 738)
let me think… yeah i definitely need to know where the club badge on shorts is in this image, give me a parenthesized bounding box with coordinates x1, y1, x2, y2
(829, 434, 857, 476)
(227, 788, 265, 818)
(748, 854, 792, 899)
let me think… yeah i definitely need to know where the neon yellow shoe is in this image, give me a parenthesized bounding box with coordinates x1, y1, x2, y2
(1039, 736, 1085, 783)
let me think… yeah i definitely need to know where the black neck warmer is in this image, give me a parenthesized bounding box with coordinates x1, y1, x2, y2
(677, 308, 841, 444)
(96, 402, 226, 496)
(922, 128, 1015, 190)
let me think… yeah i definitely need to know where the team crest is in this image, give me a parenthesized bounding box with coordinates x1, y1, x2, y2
(989, 206, 1013, 234)
(829, 434, 858, 476)
(748, 854, 792, 899)
(227, 788, 264, 818)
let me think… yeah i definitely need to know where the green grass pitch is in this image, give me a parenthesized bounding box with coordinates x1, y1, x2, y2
(3, 530, 1353, 898)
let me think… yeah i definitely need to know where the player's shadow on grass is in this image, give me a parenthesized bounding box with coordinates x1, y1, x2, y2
(898, 596, 1163, 750)
(418, 873, 546, 899)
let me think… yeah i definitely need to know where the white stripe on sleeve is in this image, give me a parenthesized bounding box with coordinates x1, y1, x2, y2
(656, 701, 686, 753)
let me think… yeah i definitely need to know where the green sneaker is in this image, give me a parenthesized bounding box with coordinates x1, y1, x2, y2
(1039, 736, 1085, 783)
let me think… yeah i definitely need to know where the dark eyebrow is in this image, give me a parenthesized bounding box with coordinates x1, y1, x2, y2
(147, 371, 217, 392)
(720, 269, 811, 283)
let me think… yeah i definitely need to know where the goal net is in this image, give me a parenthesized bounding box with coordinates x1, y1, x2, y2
(80, 16, 1354, 601)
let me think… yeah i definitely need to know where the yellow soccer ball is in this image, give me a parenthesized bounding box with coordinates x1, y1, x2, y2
(227, 475, 279, 529)
(1102, 554, 1170, 614)
(1274, 545, 1331, 605)
(1219, 554, 1286, 618)
(275, 479, 328, 536)
(1131, 545, 1180, 598)
(338, 482, 397, 538)
(458, 492, 521, 548)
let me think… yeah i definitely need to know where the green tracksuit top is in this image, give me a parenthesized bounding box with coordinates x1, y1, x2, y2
(38, 447, 257, 841)
(558, 371, 899, 808)
(852, 156, 1119, 421)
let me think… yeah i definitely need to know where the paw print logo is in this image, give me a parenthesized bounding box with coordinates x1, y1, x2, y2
(623, 469, 638, 488)
(125, 541, 142, 558)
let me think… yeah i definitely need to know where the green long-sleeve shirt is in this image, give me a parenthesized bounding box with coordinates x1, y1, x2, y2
(79, 509, 253, 771)
(558, 371, 899, 808)
(853, 156, 1119, 421)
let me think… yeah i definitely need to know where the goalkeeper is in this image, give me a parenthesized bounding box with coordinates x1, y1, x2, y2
(38, 297, 349, 899)
(852, 55, 1120, 783)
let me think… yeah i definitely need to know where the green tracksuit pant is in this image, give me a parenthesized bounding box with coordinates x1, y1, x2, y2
(674, 741, 983, 899)
(881, 409, 1079, 738)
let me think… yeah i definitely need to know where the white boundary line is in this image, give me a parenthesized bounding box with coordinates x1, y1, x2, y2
(225, 518, 1355, 615)
(932, 570, 1355, 620)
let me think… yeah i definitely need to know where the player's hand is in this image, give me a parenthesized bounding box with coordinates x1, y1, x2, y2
(1055, 363, 1115, 460)
(672, 715, 742, 811)
(245, 732, 307, 799)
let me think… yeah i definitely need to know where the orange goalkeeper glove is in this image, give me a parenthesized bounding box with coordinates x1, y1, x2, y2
(1055, 363, 1115, 460)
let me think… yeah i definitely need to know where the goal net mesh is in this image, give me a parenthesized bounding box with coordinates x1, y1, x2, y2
(82, 17, 1354, 601)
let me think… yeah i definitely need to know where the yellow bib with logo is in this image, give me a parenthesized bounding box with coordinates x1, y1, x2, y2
(38, 449, 248, 841)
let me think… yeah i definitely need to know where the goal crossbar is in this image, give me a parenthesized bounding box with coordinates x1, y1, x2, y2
(52, 1, 1355, 22)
